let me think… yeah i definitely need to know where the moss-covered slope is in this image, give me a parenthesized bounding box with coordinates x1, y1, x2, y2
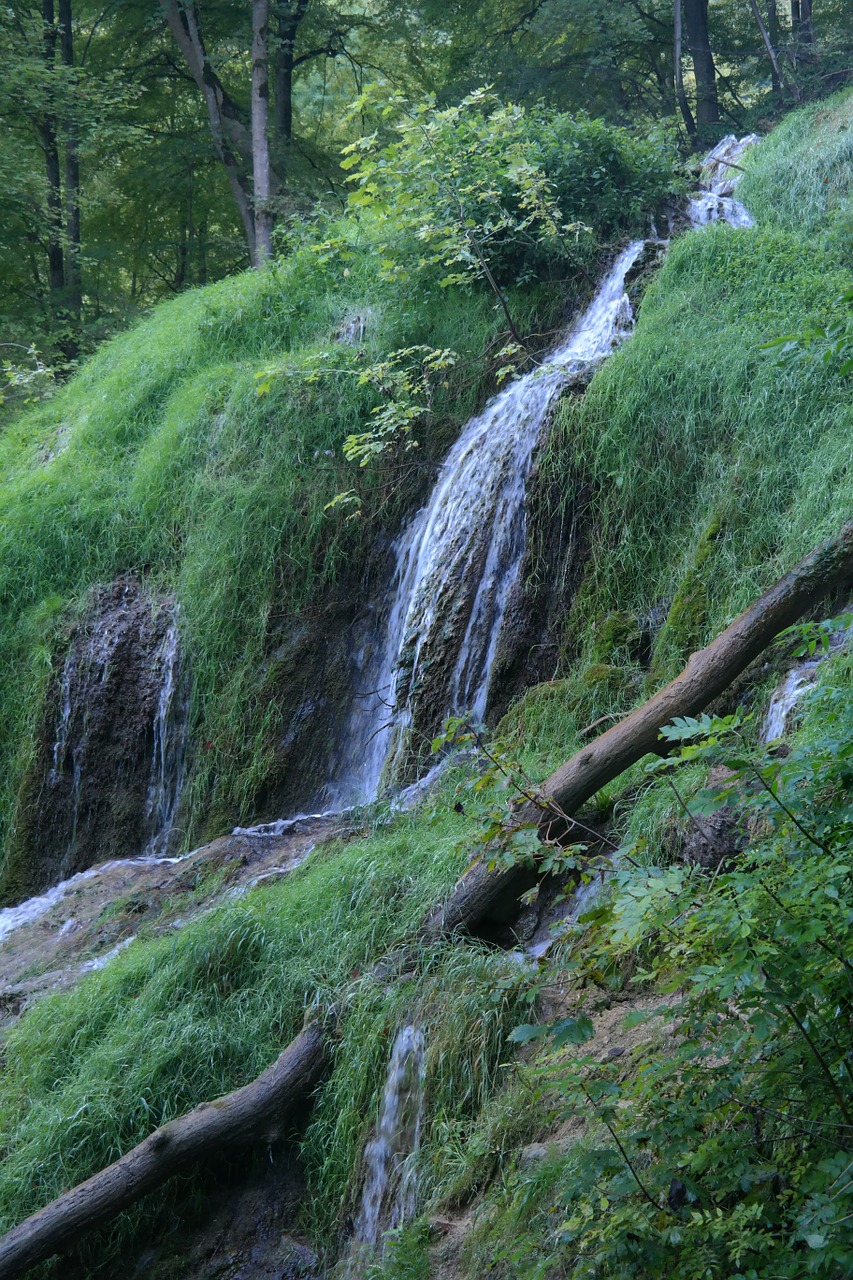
(1, 95, 853, 1280)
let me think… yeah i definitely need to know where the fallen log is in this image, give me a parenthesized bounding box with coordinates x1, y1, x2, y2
(6, 524, 853, 1276)
(0, 1023, 327, 1280)
(425, 521, 853, 937)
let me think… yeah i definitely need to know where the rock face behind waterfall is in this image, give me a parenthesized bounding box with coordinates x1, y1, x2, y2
(4, 580, 187, 902)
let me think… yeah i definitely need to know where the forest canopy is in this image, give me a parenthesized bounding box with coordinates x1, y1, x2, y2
(1, 0, 851, 391)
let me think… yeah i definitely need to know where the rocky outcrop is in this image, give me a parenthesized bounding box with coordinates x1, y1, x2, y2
(3, 580, 188, 903)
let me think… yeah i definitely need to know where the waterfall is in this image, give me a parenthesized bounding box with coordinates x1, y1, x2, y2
(143, 620, 189, 856)
(686, 133, 759, 228)
(330, 241, 647, 806)
(348, 1024, 426, 1265)
(29, 581, 191, 890)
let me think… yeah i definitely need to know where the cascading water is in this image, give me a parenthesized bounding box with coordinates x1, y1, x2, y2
(687, 133, 759, 228)
(143, 620, 189, 856)
(348, 1024, 426, 1266)
(330, 241, 647, 806)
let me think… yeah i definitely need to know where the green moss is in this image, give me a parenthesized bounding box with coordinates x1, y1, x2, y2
(651, 513, 724, 678)
(587, 609, 640, 662)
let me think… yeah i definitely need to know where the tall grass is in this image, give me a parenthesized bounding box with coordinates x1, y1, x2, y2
(0, 241, 541, 877)
(497, 92, 853, 787)
(0, 798, 530, 1267)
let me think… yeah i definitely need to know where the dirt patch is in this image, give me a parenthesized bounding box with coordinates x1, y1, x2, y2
(0, 814, 345, 1029)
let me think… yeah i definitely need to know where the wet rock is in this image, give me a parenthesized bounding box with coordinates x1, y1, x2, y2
(682, 807, 744, 871)
(4, 579, 188, 903)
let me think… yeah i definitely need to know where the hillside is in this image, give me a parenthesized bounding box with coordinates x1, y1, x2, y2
(0, 93, 852, 1280)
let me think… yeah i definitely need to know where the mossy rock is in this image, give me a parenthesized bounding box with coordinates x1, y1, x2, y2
(652, 514, 725, 679)
(590, 610, 643, 663)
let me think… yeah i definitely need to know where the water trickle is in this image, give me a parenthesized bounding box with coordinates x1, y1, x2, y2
(761, 614, 853, 743)
(0, 851, 193, 947)
(143, 621, 189, 855)
(19, 581, 192, 896)
(762, 665, 821, 743)
(351, 1024, 426, 1258)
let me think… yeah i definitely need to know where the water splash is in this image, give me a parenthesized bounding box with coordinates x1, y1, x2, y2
(351, 1024, 426, 1258)
(686, 133, 759, 229)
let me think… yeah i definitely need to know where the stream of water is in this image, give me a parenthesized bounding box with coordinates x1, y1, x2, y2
(330, 239, 647, 807)
(347, 1024, 426, 1267)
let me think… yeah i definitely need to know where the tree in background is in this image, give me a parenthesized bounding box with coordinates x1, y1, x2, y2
(0, 0, 850, 376)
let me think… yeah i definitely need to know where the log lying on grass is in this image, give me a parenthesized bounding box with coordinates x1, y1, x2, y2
(0, 1024, 326, 1280)
(4, 524, 853, 1278)
(425, 520, 853, 938)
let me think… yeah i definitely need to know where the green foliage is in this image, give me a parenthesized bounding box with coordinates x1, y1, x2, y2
(763, 287, 853, 377)
(540, 215, 853, 707)
(469, 673, 853, 1277)
(340, 88, 676, 296)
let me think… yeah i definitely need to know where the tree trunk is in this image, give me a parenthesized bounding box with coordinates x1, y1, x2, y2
(0, 1024, 326, 1280)
(748, 0, 797, 98)
(41, 0, 65, 298)
(674, 0, 696, 134)
(252, 0, 274, 264)
(275, 2, 309, 148)
(161, 0, 258, 262)
(766, 0, 782, 91)
(429, 522, 853, 933)
(58, 0, 81, 348)
(683, 0, 720, 127)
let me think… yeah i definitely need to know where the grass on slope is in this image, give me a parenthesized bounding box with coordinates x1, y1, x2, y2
(0, 792, 531, 1270)
(0, 243, 528, 872)
(498, 90, 853, 793)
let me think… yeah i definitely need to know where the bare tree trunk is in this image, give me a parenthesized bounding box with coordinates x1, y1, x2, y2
(0, 1025, 326, 1280)
(766, 0, 782, 91)
(674, 0, 696, 134)
(275, 2, 309, 150)
(790, 0, 815, 64)
(748, 0, 798, 98)
(683, 0, 720, 127)
(252, 0, 274, 263)
(58, 0, 81, 349)
(161, 0, 257, 263)
(427, 522, 853, 935)
(41, 0, 65, 298)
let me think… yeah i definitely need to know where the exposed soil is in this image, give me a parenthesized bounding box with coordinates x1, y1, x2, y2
(0, 813, 344, 1029)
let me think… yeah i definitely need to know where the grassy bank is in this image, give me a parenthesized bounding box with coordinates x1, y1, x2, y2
(1, 94, 852, 1280)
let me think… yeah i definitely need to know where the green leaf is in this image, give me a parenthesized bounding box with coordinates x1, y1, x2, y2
(508, 1024, 547, 1045)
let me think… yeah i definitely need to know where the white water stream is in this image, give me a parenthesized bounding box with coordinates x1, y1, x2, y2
(687, 133, 759, 228)
(331, 239, 647, 807)
(348, 1024, 426, 1265)
(143, 620, 189, 855)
